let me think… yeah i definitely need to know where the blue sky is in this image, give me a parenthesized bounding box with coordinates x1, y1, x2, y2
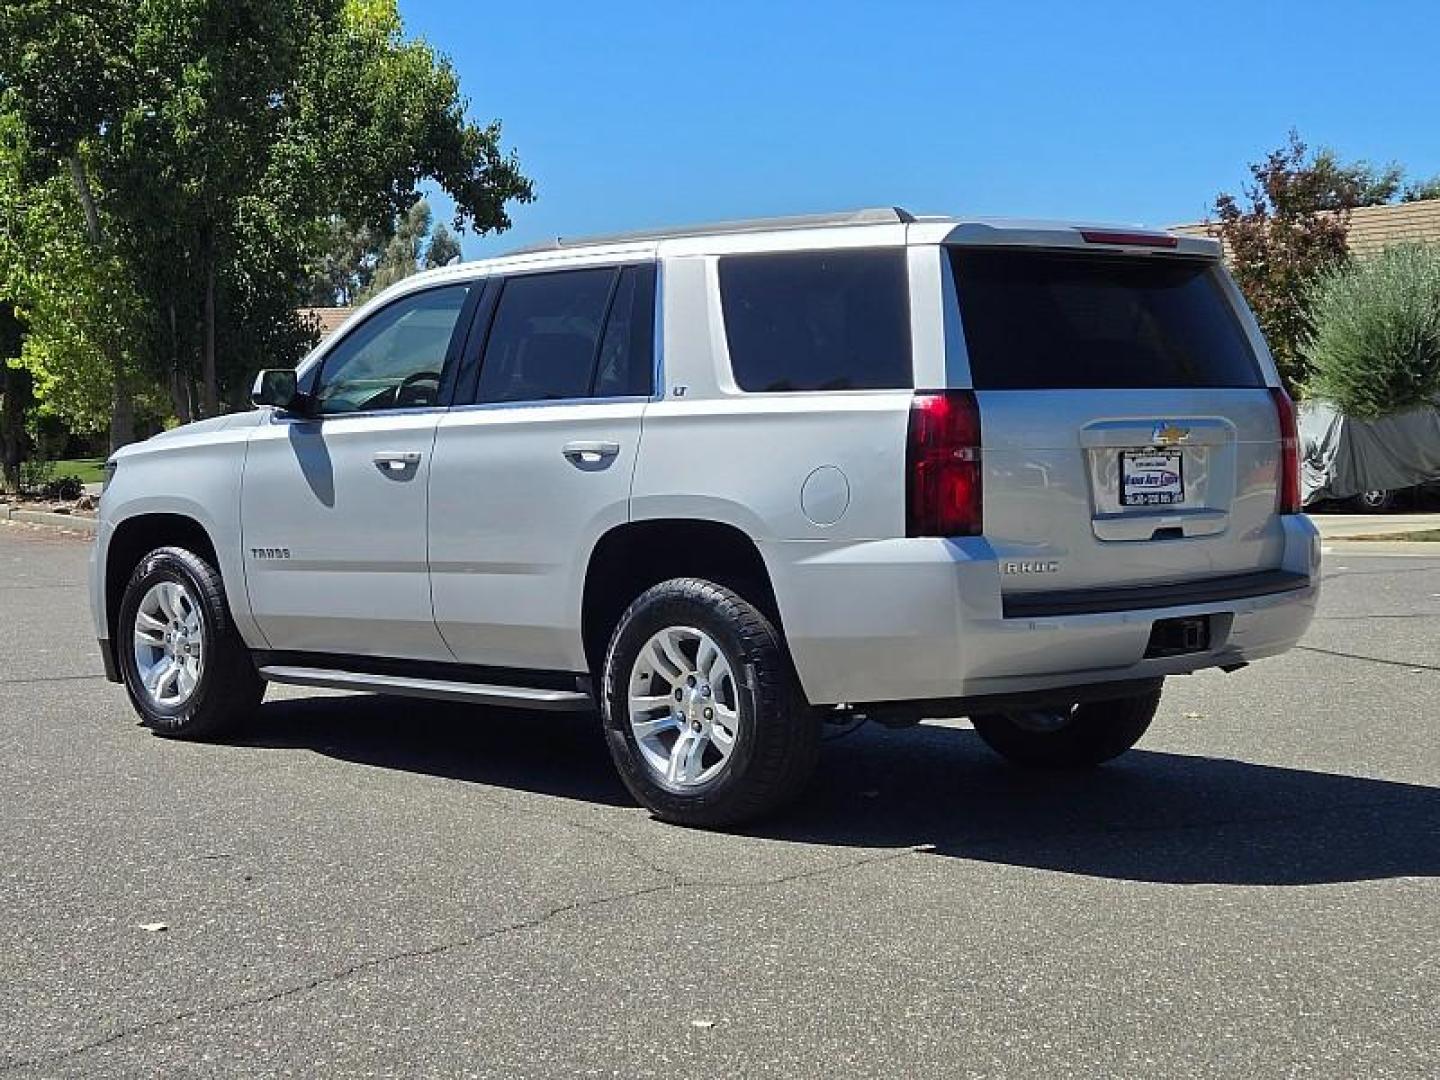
(401, 0, 1440, 259)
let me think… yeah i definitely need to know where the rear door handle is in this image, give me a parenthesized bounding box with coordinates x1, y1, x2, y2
(373, 450, 422, 473)
(561, 441, 620, 464)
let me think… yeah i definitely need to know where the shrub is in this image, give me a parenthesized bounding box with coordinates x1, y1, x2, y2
(18, 457, 53, 496)
(44, 474, 84, 500)
(1303, 243, 1440, 419)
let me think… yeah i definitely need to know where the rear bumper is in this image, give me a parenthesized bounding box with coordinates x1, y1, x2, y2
(761, 514, 1321, 706)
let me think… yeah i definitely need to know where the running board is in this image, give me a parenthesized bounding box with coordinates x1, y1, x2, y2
(257, 665, 594, 712)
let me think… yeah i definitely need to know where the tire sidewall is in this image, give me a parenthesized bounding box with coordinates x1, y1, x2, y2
(118, 549, 221, 735)
(602, 587, 769, 815)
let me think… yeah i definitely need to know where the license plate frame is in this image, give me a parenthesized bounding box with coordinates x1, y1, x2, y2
(1120, 449, 1185, 507)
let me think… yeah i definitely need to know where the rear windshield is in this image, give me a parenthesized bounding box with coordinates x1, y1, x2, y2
(949, 249, 1263, 390)
(719, 249, 911, 392)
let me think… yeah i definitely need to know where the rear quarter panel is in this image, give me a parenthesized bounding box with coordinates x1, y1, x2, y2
(631, 254, 912, 541)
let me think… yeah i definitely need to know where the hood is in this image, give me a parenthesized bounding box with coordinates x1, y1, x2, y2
(114, 410, 266, 458)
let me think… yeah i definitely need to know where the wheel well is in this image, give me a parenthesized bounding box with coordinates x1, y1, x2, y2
(105, 514, 220, 646)
(581, 520, 782, 675)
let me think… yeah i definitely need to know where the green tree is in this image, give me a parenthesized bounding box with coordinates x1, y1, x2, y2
(425, 222, 462, 269)
(1, 0, 532, 443)
(0, 304, 31, 493)
(1210, 135, 1375, 394)
(357, 199, 432, 302)
(1403, 176, 1440, 202)
(1303, 244, 1440, 419)
(1207, 133, 1439, 396)
(303, 216, 387, 306)
(0, 109, 141, 448)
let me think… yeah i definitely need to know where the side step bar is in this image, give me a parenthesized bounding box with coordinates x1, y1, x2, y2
(257, 665, 594, 712)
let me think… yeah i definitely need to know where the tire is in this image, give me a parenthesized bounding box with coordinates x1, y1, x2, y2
(970, 682, 1163, 770)
(117, 545, 263, 739)
(601, 578, 819, 828)
(1351, 489, 1397, 512)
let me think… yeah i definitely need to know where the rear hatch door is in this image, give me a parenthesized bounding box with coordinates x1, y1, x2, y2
(947, 243, 1286, 606)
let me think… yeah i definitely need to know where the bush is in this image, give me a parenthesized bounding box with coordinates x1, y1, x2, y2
(18, 457, 53, 496)
(44, 475, 84, 500)
(1303, 243, 1440, 419)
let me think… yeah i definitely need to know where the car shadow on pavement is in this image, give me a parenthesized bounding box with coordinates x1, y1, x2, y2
(231, 693, 634, 808)
(231, 694, 1439, 887)
(761, 722, 1440, 887)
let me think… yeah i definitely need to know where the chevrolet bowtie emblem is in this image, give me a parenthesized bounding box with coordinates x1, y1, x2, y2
(1153, 423, 1191, 446)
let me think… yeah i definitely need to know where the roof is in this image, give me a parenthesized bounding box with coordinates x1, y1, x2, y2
(1172, 197, 1440, 259)
(504, 207, 920, 254)
(299, 307, 355, 340)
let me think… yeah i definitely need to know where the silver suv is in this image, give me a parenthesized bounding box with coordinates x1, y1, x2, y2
(91, 207, 1319, 826)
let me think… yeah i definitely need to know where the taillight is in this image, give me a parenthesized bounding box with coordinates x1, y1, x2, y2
(1269, 386, 1301, 514)
(907, 390, 983, 537)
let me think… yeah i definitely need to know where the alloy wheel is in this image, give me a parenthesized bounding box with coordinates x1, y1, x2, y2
(627, 625, 741, 788)
(132, 580, 205, 709)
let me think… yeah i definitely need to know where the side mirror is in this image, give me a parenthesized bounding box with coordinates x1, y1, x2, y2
(251, 369, 303, 412)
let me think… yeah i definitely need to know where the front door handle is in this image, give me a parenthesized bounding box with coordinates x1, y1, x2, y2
(373, 450, 422, 474)
(561, 441, 621, 465)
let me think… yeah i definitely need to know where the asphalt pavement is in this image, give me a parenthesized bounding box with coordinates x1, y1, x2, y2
(1, 520, 1436, 1078)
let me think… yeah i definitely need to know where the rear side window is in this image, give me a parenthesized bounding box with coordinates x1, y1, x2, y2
(719, 249, 911, 392)
(949, 249, 1262, 390)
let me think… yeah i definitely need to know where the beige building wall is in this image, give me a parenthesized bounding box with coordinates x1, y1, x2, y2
(1173, 197, 1440, 258)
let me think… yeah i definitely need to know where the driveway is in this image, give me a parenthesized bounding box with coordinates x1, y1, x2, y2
(1, 521, 1436, 1077)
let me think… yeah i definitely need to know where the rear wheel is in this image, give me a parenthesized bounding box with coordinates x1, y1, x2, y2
(601, 578, 818, 828)
(117, 546, 263, 739)
(970, 682, 1163, 769)
(1351, 488, 1397, 512)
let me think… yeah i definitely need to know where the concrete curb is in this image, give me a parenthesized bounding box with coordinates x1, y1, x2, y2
(1321, 539, 1440, 557)
(0, 506, 98, 534)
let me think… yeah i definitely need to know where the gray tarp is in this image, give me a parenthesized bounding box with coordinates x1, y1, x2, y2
(1300, 400, 1440, 504)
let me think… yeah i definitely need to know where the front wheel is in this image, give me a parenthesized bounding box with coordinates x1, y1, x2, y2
(970, 682, 1163, 770)
(601, 578, 819, 828)
(117, 546, 263, 739)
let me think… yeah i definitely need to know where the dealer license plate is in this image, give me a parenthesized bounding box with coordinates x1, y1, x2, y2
(1121, 450, 1184, 506)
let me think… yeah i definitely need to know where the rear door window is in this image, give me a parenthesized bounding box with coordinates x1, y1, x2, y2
(475, 265, 656, 403)
(594, 264, 656, 398)
(949, 249, 1262, 390)
(718, 249, 911, 392)
(477, 268, 615, 403)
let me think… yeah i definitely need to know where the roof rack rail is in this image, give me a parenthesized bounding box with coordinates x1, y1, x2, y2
(504, 206, 916, 255)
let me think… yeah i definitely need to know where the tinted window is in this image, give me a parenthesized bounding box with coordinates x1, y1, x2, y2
(315, 285, 470, 414)
(477, 269, 615, 403)
(594, 264, 656, 398)
(950, 249, 1262, 389)
(718, 250, 911, 392)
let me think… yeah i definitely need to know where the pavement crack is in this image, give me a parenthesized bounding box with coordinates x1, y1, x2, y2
(1295, 644, 1440, 672)
(558, 817, 685, 883)
(0, 880, 676, 1075)
(0, 673, 108, 686)
(3, 843, 925, 1073)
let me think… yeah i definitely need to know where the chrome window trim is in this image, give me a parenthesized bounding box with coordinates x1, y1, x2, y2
(266, 403, 450, 424)
(446, 395, 651, 415)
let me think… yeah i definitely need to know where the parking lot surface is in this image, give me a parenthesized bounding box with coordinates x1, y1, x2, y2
(1, 522, 1436, 1077)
